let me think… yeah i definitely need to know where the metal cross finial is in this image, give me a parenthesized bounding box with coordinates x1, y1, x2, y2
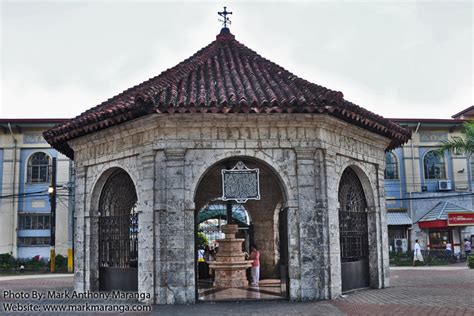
(218, 6, 232, 28)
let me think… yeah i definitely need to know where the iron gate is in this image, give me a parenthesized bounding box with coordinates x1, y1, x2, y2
(98, 169, 138, 291)
(338, 168, 369, 292)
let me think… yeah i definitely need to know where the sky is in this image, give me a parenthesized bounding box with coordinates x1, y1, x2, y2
(0, 0, 472, 119)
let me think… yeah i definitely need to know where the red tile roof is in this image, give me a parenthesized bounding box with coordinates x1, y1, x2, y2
(451, 106, 474, 119)
(44, 28, 411, 159)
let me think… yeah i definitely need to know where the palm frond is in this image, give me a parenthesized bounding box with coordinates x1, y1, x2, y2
(440, 122, 474, 156)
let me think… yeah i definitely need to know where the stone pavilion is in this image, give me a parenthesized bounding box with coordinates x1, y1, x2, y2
(44, 23, 411, 304)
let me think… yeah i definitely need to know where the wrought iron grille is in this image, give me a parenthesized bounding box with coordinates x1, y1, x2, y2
(98, 170, 138, 268)
(338, 168, 369, 263)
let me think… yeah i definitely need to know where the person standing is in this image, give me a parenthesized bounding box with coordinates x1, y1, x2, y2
(464, 238, 472, 257)
(249, 245, 260, 286)
(413, 239, 424, 266)
(445, 241, 453, 259)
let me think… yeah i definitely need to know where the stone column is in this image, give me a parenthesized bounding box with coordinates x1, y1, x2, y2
(73, 165, 86, 292)
(137, 149, 155, 303)
(324, 151, 342, 298)
(379, 165, 390, 288)
(368, 163, 389, 289)
(287, 205, 301, 301)
(295, 148, 328, 300)
(83, 165, 99, 292)
(313, 148, 330, 299)
(160, 148, 195, 304)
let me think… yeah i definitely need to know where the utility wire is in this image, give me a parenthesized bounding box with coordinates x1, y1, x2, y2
(0, 191, 48, 199)
(386, 192, 474, 201)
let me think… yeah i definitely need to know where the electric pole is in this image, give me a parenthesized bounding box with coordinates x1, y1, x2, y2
(49, 157, 57, 273)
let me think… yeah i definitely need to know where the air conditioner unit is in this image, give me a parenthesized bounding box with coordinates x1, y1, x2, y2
(394, 238, 408, 253)
(438, 180, 452, 191)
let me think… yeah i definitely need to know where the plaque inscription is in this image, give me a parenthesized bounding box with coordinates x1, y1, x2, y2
(222, 161, 260, 203)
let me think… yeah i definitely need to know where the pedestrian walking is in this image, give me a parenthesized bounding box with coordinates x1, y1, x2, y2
(413, 239, 424, 266)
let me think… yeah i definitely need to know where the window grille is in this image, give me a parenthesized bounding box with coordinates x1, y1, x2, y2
(18, 237, 50, 246)
(98, 169, 138, 269)
(338, 168, 369, 263)
(384, 152, 398, 179)
(424, 151, 446, 180)
(27, 152, 51, 183)
(19, 214, 51, 230)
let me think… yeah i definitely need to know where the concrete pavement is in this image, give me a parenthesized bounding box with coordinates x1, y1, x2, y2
(1, 265, 473, 315)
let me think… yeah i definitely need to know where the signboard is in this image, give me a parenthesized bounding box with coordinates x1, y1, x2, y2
(447, 212, 474, 226)
(222, 161, 260, 203)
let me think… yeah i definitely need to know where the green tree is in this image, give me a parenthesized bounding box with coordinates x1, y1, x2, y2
(196, 231, 209, 248)
(440, 122, 474, 156)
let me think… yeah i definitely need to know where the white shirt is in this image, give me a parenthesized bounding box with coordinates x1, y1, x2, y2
(198, 249, 205, 260)
(414, 242, 421, 254)
(446, 243, 452, 251)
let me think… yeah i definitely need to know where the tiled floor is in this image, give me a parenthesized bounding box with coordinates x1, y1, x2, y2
(198, 279, 286, 301)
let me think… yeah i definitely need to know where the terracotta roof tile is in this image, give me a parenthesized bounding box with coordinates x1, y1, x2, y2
(44, 28, 411, 159)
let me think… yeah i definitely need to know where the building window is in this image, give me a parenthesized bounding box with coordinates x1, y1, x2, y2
(424, 150, 446, 180)
(385, 152, 398, 179)
(18, 237, 50, 246)
(18, 214, 51, 230)
(27, 152, 51, 183)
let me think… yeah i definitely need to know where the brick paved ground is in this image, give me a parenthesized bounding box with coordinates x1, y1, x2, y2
(1, 265, 473, 315)
(332, 265, 474, 316)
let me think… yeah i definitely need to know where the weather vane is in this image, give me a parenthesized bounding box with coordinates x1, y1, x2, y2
(218, 6, 232, 28)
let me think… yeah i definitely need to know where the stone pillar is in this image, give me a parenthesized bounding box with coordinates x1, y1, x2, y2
(324, 152, 342, 298)
(314, 149, 330, 299)
(379, 168, 391, 289)
(369, 164, 389, 289)
(295, 148, 328, 300)
(287, 205, 301, 301)
(160, 148, 195, 304)
(73, 165, 86, 292)
(137, 149, 155, 303)
(83, 164, 99, 292)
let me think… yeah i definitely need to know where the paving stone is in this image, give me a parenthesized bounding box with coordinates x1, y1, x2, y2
(1, 266, 473, 315)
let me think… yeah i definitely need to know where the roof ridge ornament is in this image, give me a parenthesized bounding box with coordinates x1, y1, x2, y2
(218, 6, 232, 29)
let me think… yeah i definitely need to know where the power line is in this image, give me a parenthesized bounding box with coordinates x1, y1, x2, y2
(386, 192, 474, 201)
(0, 190, 48, 199)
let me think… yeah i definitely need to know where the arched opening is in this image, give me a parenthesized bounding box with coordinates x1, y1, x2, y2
(27, 152, 51, 183)
(194, 157, 288, 301)
(338, 167, 370, 293)
(384, 152, 398, 180)
(423, 150, 446, 180)
(97, 169, 138, 291)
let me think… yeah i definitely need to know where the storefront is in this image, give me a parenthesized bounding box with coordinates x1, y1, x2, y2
(417, 202, 474, 254)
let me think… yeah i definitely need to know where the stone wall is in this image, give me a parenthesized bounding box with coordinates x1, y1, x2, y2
(70, 113, 390, 304)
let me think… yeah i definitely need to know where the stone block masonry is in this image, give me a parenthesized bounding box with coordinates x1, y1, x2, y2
(69, 113, 391, 304)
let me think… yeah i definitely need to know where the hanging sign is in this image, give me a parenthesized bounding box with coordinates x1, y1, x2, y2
(222, 161, 260, 203)
(447, 212, 474, 226)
